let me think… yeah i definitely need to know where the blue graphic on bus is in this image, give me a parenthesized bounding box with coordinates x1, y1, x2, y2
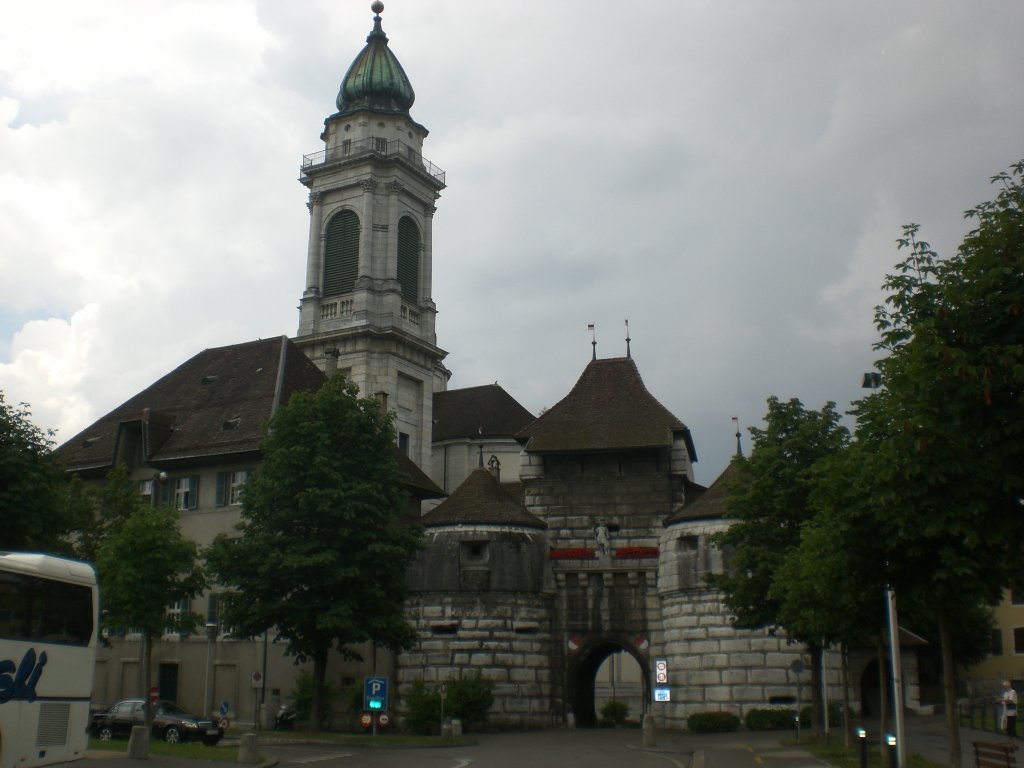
(0, 648, 48, 704)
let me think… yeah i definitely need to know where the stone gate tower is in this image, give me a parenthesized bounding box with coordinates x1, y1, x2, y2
(295, 2, 448, 470)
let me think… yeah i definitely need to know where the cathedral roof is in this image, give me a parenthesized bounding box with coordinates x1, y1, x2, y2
(58, 336, 325, 473)
(56, 335, 444, 498)
(516, 357, 697, 458)
(335, 3, 416, 119)
(420, 468, 546, 529)
(432, 384, 535, 442)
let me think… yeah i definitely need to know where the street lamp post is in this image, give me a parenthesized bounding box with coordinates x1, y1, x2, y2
(862, 372, 905, 768)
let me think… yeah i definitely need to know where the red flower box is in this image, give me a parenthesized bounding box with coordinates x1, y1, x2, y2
(613, 546, 660, 559)
(548, 547, 596, 560)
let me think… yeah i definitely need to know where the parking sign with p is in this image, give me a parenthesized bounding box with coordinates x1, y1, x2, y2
(363, 676, 388, 711)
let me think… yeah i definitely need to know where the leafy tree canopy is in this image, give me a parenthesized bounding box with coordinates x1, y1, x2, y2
(839, 159, 1024, 767)
(709, 396, 850, 633)
(95, 502, 207, 639)
(0, 392, 73, 553)
(206, 374, 423, 728)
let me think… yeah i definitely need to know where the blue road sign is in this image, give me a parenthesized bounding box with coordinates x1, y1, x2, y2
(364, 676, 388, 711)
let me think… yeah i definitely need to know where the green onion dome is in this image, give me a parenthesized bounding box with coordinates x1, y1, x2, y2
(336, 2, 415, 117)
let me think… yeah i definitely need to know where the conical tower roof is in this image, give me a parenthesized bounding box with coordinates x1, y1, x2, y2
(517, 357, 696, 458)
(336, 2, 415, 118)
(421, 468, 547, 529)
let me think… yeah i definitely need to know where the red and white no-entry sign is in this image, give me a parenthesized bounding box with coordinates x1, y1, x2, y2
(149, 686, 159, 703)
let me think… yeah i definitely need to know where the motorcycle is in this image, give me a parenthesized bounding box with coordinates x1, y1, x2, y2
(274, 702, 296, 730)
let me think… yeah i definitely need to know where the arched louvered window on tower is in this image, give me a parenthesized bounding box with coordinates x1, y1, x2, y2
(322, 209, 359, 297)
(397, 216, 420, 304)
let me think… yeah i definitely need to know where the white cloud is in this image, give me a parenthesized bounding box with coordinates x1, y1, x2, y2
(1, 0, 1023, 482)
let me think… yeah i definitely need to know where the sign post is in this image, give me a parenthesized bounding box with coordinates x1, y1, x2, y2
(363, 677, 388, 737)
(653, 657, 670, 703)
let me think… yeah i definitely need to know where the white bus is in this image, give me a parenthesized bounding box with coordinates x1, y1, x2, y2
(0, 553, 98, 768)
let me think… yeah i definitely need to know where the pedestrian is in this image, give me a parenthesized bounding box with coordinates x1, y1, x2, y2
(996, 680, 1019, 750)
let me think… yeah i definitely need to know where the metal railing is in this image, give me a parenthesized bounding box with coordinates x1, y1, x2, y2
(301, 137, 445, 185)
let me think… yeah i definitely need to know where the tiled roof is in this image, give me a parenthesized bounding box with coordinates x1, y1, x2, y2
(432, 384, 534, 442)
(58, 337, 324, 472)
(665, 462, 741, 524)
(395, 450, 444, 499)
(419, 468, 546, 529)
(516, 357, 696, 457)
(57, 336, 445, 497)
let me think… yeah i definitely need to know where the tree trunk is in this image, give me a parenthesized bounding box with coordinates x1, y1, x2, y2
(937, 605, 962, 768)
(143, 634, 155, 728)
(841, 643, 851, 750)
(809, 643, 825, 740)
(309, 644, 329, 733)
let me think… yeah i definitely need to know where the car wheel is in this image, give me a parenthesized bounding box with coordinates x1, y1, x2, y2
(98, 725, 114, 741)
(164, 726, 181, 744)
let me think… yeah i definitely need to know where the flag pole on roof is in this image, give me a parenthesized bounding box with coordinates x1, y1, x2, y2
(588, 323, 596, 361)
(625, 318, 631, 359)
(732, 416, 743, 457)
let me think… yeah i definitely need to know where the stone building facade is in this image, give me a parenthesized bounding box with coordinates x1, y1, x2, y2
(59, 3, 928, 730)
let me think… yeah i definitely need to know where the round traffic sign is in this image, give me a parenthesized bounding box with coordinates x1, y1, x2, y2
(219, 717, 230, 730)
(148, 686, 158, 704)
(359, 712, 373, 728)
(377, 713, 391, 728)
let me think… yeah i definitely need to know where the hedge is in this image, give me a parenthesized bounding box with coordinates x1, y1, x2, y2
(687, 711, 740, 733)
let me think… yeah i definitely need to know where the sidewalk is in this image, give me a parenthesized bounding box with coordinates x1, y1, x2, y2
(902, 714, 1012, 766)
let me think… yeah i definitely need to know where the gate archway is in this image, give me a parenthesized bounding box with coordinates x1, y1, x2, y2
(569, 640, 650, 727)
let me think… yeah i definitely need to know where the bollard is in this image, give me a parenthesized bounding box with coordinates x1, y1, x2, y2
(642, 714, 656, 747)
(127, 725, 149, 759)
(886, 733, 897, 768)
(857, 727, 867, 768)
(238, 733, 259, 764)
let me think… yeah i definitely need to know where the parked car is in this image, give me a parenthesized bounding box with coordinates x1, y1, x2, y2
(90, 699, 223, 744)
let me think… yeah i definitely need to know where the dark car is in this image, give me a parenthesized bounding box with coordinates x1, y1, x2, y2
(90, 699, 223, 744)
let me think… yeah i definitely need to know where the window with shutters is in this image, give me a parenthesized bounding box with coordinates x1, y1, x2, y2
(216, 470, 250, 506)
(323, 209, 359, 297)
(397, 216, 420, 304)
(169, 476, 199, 511)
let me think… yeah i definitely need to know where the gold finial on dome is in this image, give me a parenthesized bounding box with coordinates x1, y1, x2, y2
(371, 1, 384, 14)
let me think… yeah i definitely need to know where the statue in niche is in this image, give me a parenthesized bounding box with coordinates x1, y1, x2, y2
(595, 522, 610, 556)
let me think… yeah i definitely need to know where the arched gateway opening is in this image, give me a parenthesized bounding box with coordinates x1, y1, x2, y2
(570, 641, 650, 727)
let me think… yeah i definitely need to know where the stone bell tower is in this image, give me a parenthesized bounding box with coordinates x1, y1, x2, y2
(294, 2, 448, 471)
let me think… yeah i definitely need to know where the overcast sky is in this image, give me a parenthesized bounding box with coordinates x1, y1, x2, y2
(1, 0, 1022, 486)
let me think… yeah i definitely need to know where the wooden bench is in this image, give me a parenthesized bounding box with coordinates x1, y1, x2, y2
(973, 741, 1017, 768)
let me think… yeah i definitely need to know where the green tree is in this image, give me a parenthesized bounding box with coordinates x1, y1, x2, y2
(0, 392, 72, 553)
(95, 503, 206, 726)
(206, 374, 423, 731)
(70, 465, 141, 563)
(708, 396, 849, 738)
(843, 160, 1024, 767)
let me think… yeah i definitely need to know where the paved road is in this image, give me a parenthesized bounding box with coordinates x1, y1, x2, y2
(72, 715, 1002, 768)
(262, 729, 825, 768)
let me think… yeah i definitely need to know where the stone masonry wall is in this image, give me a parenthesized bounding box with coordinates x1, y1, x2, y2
(653, 589, 811, 729)
(399, 592, 557, 729)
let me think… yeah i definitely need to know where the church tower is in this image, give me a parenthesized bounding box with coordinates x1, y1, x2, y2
(295, 2, 448, 470)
